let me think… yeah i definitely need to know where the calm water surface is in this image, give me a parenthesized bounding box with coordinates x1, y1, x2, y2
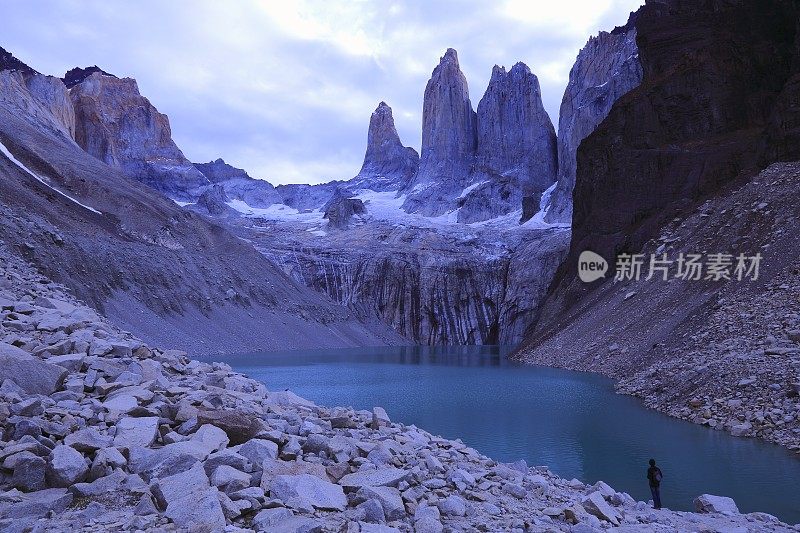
(214, 345, 800, 523)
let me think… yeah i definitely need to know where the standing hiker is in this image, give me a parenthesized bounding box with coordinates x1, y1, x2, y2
(647, 458, 663, 509)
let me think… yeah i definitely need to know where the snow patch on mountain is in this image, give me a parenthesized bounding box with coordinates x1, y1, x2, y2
(0, 139, 102, 215)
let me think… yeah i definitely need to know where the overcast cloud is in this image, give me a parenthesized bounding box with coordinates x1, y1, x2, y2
(1, 0, 643, 184)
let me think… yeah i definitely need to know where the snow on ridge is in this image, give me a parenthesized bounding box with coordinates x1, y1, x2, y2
(457, 180, 488, 200)
(0, 140, 102, 215)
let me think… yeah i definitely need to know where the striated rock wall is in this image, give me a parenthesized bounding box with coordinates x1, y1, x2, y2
(543, 18, 642, 224)
(257, 227, 569, 346)
(70, 72, 210, 200)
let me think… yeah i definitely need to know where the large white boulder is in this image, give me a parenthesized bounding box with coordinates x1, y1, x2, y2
(694, 494, 740, 514)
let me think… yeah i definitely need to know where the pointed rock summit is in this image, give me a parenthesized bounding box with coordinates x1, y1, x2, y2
(420, 48, 477, 160)
(468, 62, 557, 223)
(353, 101, 419, 191)
(403, 48, 478, 216)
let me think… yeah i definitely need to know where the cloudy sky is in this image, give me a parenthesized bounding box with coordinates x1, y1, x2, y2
(2, 0, 643, 184)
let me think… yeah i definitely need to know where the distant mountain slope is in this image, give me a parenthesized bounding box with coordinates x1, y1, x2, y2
(0, 68, 403, 355)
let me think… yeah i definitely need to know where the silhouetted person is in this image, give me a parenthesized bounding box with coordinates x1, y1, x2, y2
(647, 458, 663, 509)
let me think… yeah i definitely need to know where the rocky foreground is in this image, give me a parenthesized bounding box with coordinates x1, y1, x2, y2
(0, 250, 795, 532)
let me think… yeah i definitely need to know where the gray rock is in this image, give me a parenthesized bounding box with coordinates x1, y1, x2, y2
(196, 409, 262, 445)
(70, 469, 149, 497)
(238, 439, 278, 466)
(356, 498, 386, 523)
(127, 444, 200, 481)
(356, 486, 406, 520)
(339, 467, 409, 489)
(253, 507, 294, 531)
(134, 493, 159, 516)
(153, 461, 210, 508)
(210, 464, 251, 493)
(190, 423, 230, 453)
(582, 491, 621, 526)
(371, 407, 390, 430)
(11, 454, 47, 492)
(414, 517, 444, 533)
(323, 192, 366, 229)
(694, 494, 740, 514)
(0, 343, 68, 395)
(164, 487, 226, 530)
(64, 428, 113, 453)
(113, 416, 159, 449)
(0, 488, 72, 520)
(46, 445, 88, 487)
(437, 495, 467, 517)
(268, 473, 347, 511)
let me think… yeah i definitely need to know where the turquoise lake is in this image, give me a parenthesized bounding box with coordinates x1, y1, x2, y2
(213, 345, 800, 524)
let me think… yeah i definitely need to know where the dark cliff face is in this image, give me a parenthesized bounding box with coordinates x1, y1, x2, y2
(539, 0, 800, 316)
(0, 46, 36, 75)
(62, 66, 116, 88)
(353, 102, 419, 191)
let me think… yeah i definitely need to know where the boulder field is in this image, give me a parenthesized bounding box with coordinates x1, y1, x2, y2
(0, 248, 793, 532)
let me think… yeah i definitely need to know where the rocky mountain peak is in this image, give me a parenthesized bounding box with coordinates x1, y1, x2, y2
(471, 60, 557, 222)
(62, 66, 117, 88)
(402, 48, 478, 216)
(353, 101, 419, 191)
(420, 47, 476, 159)
(440, 47, 459, 66)
(69, 71, 209, 199)
(194, 158, 256, 184)
(0, 46, 37, 75)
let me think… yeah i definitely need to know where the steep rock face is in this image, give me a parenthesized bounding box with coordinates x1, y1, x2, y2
(469, 63, 557, 223)
(527, 0, 800, 338)
(0, 50, 75, 139)
(543, 19, 642, 224)
(70, 72, 209, 200)
(0, 71, 75, 141)
(351, 102, 419, 192)
(403, 49, 477, 216)
(24, 74, 76, 138)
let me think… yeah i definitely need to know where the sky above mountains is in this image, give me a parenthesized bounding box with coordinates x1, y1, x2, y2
(1, 0, 643, 185)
